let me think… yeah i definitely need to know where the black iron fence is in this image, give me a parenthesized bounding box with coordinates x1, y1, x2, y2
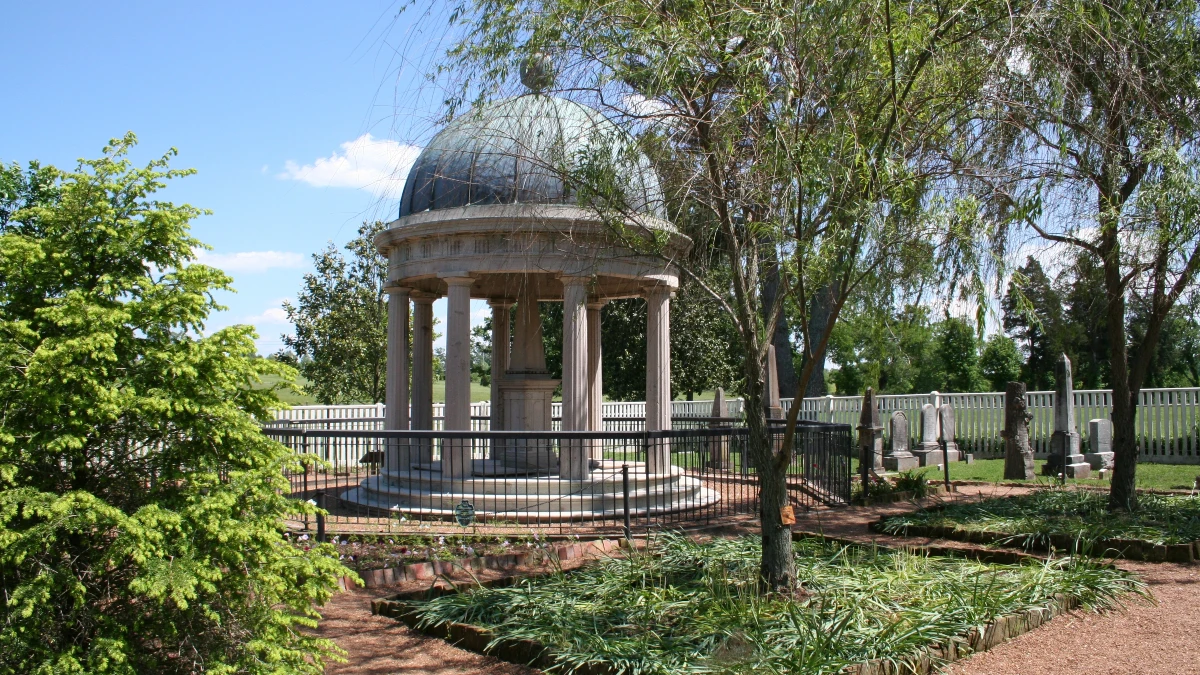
(264, 421, 851, 535)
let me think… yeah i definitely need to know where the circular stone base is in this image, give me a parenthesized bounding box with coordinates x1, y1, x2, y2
(338, 459, 721, 522)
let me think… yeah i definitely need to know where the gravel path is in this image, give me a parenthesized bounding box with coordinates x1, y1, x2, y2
(319, 484, 1200, 674)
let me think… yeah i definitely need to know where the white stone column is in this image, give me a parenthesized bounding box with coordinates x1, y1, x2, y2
(645, 285, 672, 473)
(411, 294, 436, 434)
(488, 299, 512, 431)
(384, 286, 411, 431)
(587, 300, 606, 433)
(384, 285, 410, 473)
(560, 277, 590, 480)
(442, 276, 474, 477)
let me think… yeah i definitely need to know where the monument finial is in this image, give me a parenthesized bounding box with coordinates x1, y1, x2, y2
(520, 53, 555, 92)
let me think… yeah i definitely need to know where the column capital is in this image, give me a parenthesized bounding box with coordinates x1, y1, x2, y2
(643, 283, 675, 299)
(383, 284, 411, 296)
(410, 291, 439, 303)
(488, 298, 515, 309)
(586, 298, 609, 310)
(560, 274, 592, 287)
(441, 275, 475, 288)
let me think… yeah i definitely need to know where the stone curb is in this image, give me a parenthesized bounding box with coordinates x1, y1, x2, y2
(871, 518, 1199, 563)
(340, 538, 624, 589)
(370, 536, 1084, 674)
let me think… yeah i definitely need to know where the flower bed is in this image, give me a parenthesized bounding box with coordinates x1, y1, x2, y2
(377, 534, 1141, 674)
(876, 489, 1200, 562)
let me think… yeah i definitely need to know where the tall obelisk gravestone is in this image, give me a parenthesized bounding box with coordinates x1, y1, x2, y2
(857, 387, 884, 471)
(1044, 354, 1091, 479)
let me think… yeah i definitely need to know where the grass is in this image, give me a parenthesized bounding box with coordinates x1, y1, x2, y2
(879, 488, 1200, 548)
(942, 458, 1199, 491)
(410, 534, 1142, 675)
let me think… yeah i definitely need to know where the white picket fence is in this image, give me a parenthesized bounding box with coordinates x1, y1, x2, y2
(270, 387, 1200, 463)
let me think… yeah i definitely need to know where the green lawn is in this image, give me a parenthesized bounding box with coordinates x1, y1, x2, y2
(892, 457, 1198, 492)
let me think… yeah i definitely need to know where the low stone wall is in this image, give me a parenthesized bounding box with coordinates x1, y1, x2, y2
(341, 538, 624, 589)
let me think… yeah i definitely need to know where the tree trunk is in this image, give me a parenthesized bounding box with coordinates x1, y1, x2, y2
(1100, 208, 1138, 511)
(748, 401, 795, 592)
(1002, 381, 1035, 479)
(800, 284, 839, 397)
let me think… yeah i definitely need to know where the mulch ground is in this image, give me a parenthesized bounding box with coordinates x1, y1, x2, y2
(316, 483, 1200, 674)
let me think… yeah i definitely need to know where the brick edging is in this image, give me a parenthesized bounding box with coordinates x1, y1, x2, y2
(341, 538, 624, 589)
(871, 519, 1199, 563)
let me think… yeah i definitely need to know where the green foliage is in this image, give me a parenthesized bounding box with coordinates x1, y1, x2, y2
(281, 220, 390, 404)
(881, 489, 1200, 548)
(411, 534, 1142, 674)
(0, 136, 352, 674)
(979, 335, 1023, 391)
(893, 469, 934, 500)
(934, 318, 985, 393)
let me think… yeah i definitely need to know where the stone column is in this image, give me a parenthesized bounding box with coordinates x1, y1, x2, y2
(410, 293, 436, 441)
(488, 299, 512, 432)
(560, 277, 590, 479)
(384, 285, 410, 473)
(645, 285, 672, 473)
(587, 300, 606, 434)
(384, 286, 410, 431)
(442, 277, 474, 477)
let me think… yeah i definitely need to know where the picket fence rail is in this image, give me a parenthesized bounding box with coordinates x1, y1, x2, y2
(271, 387, 1200, 464)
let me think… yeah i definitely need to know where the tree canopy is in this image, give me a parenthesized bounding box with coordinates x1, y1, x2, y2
(0, 136, 349, 674)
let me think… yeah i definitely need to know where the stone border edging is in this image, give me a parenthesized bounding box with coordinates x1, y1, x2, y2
(370, 535, 1088, 675)
(871, 517, 1199, 563)
(340, 538, 624, 589)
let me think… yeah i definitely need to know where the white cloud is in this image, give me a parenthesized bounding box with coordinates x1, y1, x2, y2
(194, 250, 306, 274)
(277, 133, 422, 197)
(245, 306, 290, 324)
(622, 93, 671, 119)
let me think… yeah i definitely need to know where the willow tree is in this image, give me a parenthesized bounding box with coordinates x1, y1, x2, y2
(976, 0, 1200, 510)
(435, 0, 1000, 589)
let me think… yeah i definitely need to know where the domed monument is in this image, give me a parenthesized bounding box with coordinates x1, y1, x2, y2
(341, 60, 719, 519)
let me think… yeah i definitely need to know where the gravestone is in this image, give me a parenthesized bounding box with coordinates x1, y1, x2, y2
(939, 404, 962, 463)
(764, 344, 783, 420)
(884, 410, 919, 471)
(857, 388, 884, 470)
(707, 387, 731, 469)
(1002, 381, 1036, 480)
(1043, 353, 1090, 479)
(1085, 418, 1114, 470)
(913, 403, 942, 466)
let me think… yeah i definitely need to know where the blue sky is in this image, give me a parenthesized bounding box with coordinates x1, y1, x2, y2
(3, 1, 484, 354)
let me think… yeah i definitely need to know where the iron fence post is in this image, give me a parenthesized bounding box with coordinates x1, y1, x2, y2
(622, 463, 631, 540)
(942, 437, 951, 492)
(315, 490, 326, 543)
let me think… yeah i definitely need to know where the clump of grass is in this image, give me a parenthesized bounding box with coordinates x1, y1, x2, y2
(880, 489, 1200, 548)
(409, 534, 1143, 674)
(894, 468, 935, 499)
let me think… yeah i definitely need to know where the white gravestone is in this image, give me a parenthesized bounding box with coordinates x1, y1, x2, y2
(884, 410, 919, 471)
(913, 403, 942, 467)
(938, 404, 962, 463)
(1085, 418, 1115, 470)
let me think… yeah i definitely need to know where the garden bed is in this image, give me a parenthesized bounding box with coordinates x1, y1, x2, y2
(875, 489, 1200, 562)
(373, 534, 1142, 674)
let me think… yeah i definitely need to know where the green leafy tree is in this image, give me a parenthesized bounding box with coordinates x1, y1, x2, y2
(979, 335, 1023, 391)
(282, 221, 388, 404)
(979, 0, 1200, 509)
(0, 135, 350, 674)
(439, 0, 998, 590)
(471, 319, 493, 386)
(1001, 257, 1066, 390)
(934, 318, 985, 393)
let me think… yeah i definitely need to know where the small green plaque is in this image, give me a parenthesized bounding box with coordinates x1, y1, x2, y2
(453, 498, 476, 527)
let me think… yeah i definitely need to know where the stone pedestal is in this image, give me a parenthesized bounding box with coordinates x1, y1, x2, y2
(497, 375, 560, 472)
(1085, 418, 1115, 470)
(1045, 430, 1090, 478)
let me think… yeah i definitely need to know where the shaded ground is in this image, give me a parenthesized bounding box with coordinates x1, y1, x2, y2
(318, 483, 1200, 674)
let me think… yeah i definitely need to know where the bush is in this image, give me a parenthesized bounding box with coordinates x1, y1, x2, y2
(0, 136, 352, 674)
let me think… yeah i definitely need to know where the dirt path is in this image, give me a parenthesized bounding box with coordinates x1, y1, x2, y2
(319, 484, 1200, 674)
